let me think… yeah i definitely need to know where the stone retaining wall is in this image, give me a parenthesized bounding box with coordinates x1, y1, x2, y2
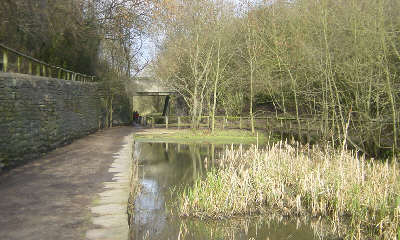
(0, 73, 103, 170)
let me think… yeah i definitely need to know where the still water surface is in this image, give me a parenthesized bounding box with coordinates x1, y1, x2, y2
(129, 142, 321, 240)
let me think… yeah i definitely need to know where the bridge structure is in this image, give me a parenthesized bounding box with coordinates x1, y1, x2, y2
(129, 77, 177, 116)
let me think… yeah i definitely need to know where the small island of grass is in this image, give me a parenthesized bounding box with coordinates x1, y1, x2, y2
(133, 128, 272, 145)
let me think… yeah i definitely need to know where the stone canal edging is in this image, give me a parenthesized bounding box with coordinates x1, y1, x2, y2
(86, 134, 133, 240)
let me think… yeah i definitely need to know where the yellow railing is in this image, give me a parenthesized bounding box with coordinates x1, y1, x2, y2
(0, 43, 95, 82)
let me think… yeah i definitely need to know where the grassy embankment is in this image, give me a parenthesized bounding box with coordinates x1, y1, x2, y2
(178, 141, 400, 239)
(133, 129, 270, 145)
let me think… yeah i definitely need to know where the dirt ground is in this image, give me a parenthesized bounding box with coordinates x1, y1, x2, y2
(0, 126, 136, 240)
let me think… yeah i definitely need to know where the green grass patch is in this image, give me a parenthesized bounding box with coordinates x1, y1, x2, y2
(133, 129, 274, 145)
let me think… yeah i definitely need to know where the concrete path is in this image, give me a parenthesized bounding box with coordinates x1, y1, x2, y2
(0, 126, 135, 240)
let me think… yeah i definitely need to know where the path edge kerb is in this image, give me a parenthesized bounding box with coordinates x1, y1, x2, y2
(86, 134, 134, 240)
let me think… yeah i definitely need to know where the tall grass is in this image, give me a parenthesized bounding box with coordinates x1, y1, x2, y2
(179, 141, 400, 239)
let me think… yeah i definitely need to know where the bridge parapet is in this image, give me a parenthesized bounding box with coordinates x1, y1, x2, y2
(130, 77, 176, 96)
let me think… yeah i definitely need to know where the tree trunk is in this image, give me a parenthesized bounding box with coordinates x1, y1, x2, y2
(109, 96, 114, 128)
(250, 60, 255, 134)
(212, 41, 221, 133)
(192, 86, 198, 129)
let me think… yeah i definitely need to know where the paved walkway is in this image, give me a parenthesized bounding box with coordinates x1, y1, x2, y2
(0, 126, 135, 240)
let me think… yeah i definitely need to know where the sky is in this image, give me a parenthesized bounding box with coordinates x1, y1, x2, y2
(137, 0, 272, 75)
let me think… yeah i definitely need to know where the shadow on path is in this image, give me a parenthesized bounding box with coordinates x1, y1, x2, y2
(0, 126, 135, 240)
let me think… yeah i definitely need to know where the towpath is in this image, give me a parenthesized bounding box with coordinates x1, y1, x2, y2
(0, 126, 135, 240)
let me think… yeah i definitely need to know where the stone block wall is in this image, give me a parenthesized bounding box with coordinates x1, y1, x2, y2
(0, 73, 103, 170)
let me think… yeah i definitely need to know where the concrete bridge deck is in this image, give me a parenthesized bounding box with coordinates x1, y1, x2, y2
(129, 77, 175, 96)
(0, 126, 136, 240)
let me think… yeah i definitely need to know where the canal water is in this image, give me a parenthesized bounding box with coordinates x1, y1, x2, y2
(129, 142, 323, 240)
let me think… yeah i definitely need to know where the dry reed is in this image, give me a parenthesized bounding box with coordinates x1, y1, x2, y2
(179, 141, 400, 239)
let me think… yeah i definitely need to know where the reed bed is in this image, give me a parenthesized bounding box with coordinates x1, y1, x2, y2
(179, 141, 400, 239)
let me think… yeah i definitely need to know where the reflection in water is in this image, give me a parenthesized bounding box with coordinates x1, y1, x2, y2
(133, 179, 166, 237)
(129, 142, 323, 240)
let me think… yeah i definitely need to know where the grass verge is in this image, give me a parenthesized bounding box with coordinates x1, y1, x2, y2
(133, 129, 271, 145)
(178, 141, 400, 239)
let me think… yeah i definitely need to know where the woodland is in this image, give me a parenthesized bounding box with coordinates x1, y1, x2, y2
(2, 0, 400, 156)
(153, 0, 400, 157)
(0, 0, 150, 127)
